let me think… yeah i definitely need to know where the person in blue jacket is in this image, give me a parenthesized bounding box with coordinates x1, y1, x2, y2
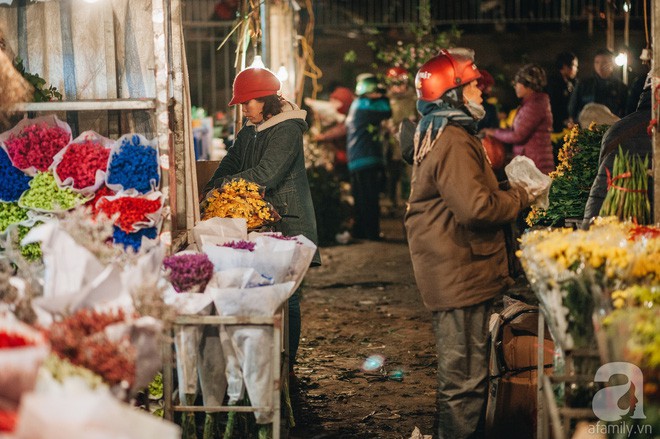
(345, 73, 392, 240)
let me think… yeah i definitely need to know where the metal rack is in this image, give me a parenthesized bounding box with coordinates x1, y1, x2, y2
(3, 0, 196, 253)
(162, 313, 283, 439)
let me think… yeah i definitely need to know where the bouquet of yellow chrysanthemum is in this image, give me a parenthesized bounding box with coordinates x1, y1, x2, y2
(201, 179, 279, 229)
(518, 217, 660, 352)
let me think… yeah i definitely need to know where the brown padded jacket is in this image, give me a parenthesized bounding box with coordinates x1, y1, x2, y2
(405, 124, 529, 311)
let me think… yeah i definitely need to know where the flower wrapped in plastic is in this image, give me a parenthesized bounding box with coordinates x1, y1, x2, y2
(96, 190, 164, 233)
(106, 134, 160, 194)
(201, 178, 280, 230)
(52, 131, 113, 195)
(0, 146, 31, 202)
(161, 252, 222, 415)
(18, 172, 88, 213)
(0, 115, 72, 175)
(518, 218, 660, 353)
(0, 316, 49, 405)
(163, 252, 215, 294)
(596, 285, 660, 406)
(45, 308, 163, 398)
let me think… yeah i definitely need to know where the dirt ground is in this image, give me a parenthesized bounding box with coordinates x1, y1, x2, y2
(290, 213, 438, 439)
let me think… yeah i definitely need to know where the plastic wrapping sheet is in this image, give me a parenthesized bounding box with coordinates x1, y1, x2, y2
(103, 316, 163, 396)
(192, 217, 247, 248)
(23, 222, 125, 314)
(180, 218, 317, 423)
(163, 287, 219, 403)
(14, 384, 180, 439)
(208, 282, 294, 424)
(505, 156, 552, 209)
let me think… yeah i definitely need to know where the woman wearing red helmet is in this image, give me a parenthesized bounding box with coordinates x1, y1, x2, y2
(404, 49, 536, 438)
(202, 67, 320, 372)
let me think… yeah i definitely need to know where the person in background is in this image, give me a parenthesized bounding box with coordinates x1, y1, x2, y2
(568, 49, 627, 120)
(582, 75, 653, 227)
(625, 58, 650, 116)
(483, 64, 554, 174)
(405, 48, 536, 439)
(546, 51, 578, 164)
(476, 69, 499, 131)
(345, 73, 392, 240)
(546, 51, 578, 133)
(202, 67, 320, 372)
(312, 85, 355, 181)
(384, 66, 417, 212)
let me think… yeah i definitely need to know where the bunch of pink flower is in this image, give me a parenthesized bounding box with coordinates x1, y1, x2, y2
(5, 124, 70, 172)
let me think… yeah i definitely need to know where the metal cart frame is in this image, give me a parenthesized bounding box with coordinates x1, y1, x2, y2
(162, 313, 283, 439)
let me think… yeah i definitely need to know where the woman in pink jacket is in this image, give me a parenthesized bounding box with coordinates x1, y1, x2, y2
(483, 64, 554, 174)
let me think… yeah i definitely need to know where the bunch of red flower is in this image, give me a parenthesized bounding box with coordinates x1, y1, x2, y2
(628, 224, 660, 241)
(5, 124, 70, 172)
(0, 330, 34, 348)
(56, 141, 110, 189)
(86, 185, 116, 216)
(47, 308, 136, 387)
(97, 196, 161, 232)
(0, 409, 17, 432)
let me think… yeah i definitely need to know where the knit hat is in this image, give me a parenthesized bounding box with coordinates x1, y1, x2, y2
(514, 64, 547, 92)
(228, 67, 281, 106)
(329, 86, 354, 115)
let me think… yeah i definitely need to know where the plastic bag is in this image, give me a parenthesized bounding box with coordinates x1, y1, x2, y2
(504, 156, 552, 209)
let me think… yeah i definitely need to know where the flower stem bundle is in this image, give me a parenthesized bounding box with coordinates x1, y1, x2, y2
(599, 147, 651, 225)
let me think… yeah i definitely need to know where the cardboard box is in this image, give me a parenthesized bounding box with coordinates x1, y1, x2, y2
(196, 160, 221, 196)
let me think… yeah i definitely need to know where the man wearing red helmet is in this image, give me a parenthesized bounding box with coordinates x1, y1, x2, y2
(202, 67, 320, 373)
(404, 49, 536, 438)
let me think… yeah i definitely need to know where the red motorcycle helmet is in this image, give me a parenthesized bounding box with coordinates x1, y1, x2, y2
(228, 67, 281, 106)
(385, 66, 409, 84)
(415, 49, 481, 102)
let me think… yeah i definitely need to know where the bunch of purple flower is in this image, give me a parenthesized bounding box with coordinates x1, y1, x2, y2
(221, 240, 256, 251)
(163, 253, 215, 293)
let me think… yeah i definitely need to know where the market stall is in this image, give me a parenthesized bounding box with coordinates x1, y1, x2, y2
(0, 1, 315, 437)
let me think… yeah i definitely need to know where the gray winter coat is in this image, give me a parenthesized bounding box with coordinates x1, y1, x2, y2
(203, 101, 321, 265)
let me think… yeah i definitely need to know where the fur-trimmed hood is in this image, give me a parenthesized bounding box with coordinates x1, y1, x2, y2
(247, 99, 308, 132)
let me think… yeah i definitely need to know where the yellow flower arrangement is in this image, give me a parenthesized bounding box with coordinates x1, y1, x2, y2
(518, 217, 660, 351)
(201, 179, 276, 229)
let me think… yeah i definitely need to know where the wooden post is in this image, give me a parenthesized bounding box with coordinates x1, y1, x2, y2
(653, 0, 660, 223)
(606, 0, 614, 52)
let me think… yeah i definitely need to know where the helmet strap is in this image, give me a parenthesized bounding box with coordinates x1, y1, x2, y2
(440, 87, 463, 109)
